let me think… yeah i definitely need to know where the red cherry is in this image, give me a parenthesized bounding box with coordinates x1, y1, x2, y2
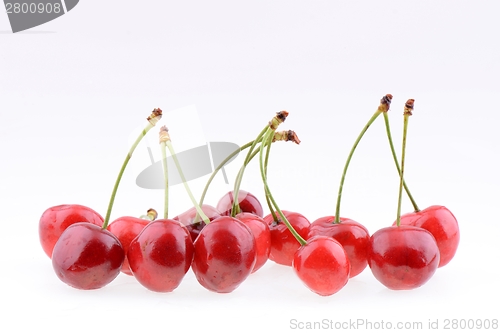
(173, 204, 221, 242)
(51, 222, 125, 290)
(395, 205, 459, 267)
(235, 212, 271, 273)
(216, 190, 264, 217)
(308, 216, 370, 278)
(107, 216, 150, 275)
(293, 236, 350, 296)
(39, 204, 103, 258)
(127, 219, 194, 292)
(191, 216, 256, 293)
(368, 225, 440, 290)
(263, 211, 310, 266)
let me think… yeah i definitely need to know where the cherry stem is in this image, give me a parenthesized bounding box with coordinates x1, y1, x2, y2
(140, 208, 158, 221)
(165, 141, 210, 224)
(102, 108, 162, 229)
(396, 100, 414, 226)
(259, 129, 307, 246)
(263, 133, 278, 221)
(334, 95, 392, 224)
(159, 126, 170, 219)
(383, 112, 420, 212)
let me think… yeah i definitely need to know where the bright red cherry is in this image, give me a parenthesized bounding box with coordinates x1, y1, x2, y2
(263, 210, 310, 266)
(368, 225, 440, 290)
(395, 205, 459, 267)
(191, 216, 256, 293)
(216, 190, 264, 217)
(39, 204, 104, 258)
(293, 236, 350, 296)
(127, 219, 194, 292)
(235, 212, 271, 273)
(51, 222, 125, 290)
(173, 204, 221, 242)
(308, 216, 370, 278)
(107, 216, 151, 275)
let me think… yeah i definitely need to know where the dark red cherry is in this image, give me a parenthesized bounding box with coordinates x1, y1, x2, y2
(395, 205, 459, 267)
(173, 204, 221, 242)
(236, 212, 271, 273)
(263, 211, 310, 266)
(39, 204, 103, 258)
(127, 219, 194, 292)
(107, 216, 150, 275)
(368, 225, 440, 290)
(191, 216, 256, 293)
(308, 216, 370, 278)
(293, 236, 350, 296)
(51, 222, 125, 290)
(216, 190, 264, 217)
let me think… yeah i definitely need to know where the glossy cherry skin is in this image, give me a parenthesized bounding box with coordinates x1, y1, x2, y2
(51, 222, 125, 290)
(39, 204, 104, 258)
(127, 219, 194, 292)
(263, 211, 310, 266)
(395, 205, 459, 267)
(191, 216, 256, 293)
(173, 204, 221, 242)
(216, 190, 264, 217)
(107, 216, 150, 275)
(368, 225, 440, 290)
(235, 212, 271, 273)
(308, 216, 370, 278)
(293, 236, 350, 296)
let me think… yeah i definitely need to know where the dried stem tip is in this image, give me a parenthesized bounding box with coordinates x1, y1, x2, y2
(269, 110, 289, 130)
(147, 208, 158, 221)
(159, 125, 171, 143)
(378, 94, 393, 113)
(404, 99, 415, 116)
(147, 108, 163, 126)
(273, 130, 301, 144)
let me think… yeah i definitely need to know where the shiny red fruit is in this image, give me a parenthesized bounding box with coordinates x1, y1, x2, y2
(293, 236, 350, 296)
(173, 204, 221, 242)
(216, 190, 264, 217)
(51, 222, 125, 290)
(368, 225, 440, 290)
(263, 211, 310, 266)
(236, 212, 271, 273)
(107, 216, 150, 275)
(191, 216, 256, 293)
(127, 219, 194, 292)
(39, 204, 103, 258)
(308, 216, 370, 278)
(396, 205, 459, 267)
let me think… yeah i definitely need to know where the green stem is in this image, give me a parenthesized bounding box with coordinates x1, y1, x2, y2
(334, 110, 382, 223)
(102, 123, 154, 229)
(166, 141, 210, 224)
(259, 129, 306, 246)
(383, 112, 420, 212)
(160, 141, 169, 219)
(396, 100, 414, 226)
(263, 132, 278, 222)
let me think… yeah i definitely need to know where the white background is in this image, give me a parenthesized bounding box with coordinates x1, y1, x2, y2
(1, 1, 499, 332)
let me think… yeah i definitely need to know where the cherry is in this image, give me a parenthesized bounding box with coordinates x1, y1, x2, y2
(173, 204, 221, 242)
(191, 216, 256, 293)
(39, 204, 103, 258)
(263, 210, 310, 266)
(235, 212, 271, 273)
(51, 222, 125, 290)
(127, 219, 194, 292)
(395, 205, 459, 267)
(216, 190, 264, 218)
(293, 235, 350, 296)
(308, 216, 370, 278)
(107, 210, 157, 275)
(368, 225, 440, 290)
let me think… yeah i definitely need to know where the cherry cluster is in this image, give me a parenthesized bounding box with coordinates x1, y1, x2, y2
(39, 96, 460, 296)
